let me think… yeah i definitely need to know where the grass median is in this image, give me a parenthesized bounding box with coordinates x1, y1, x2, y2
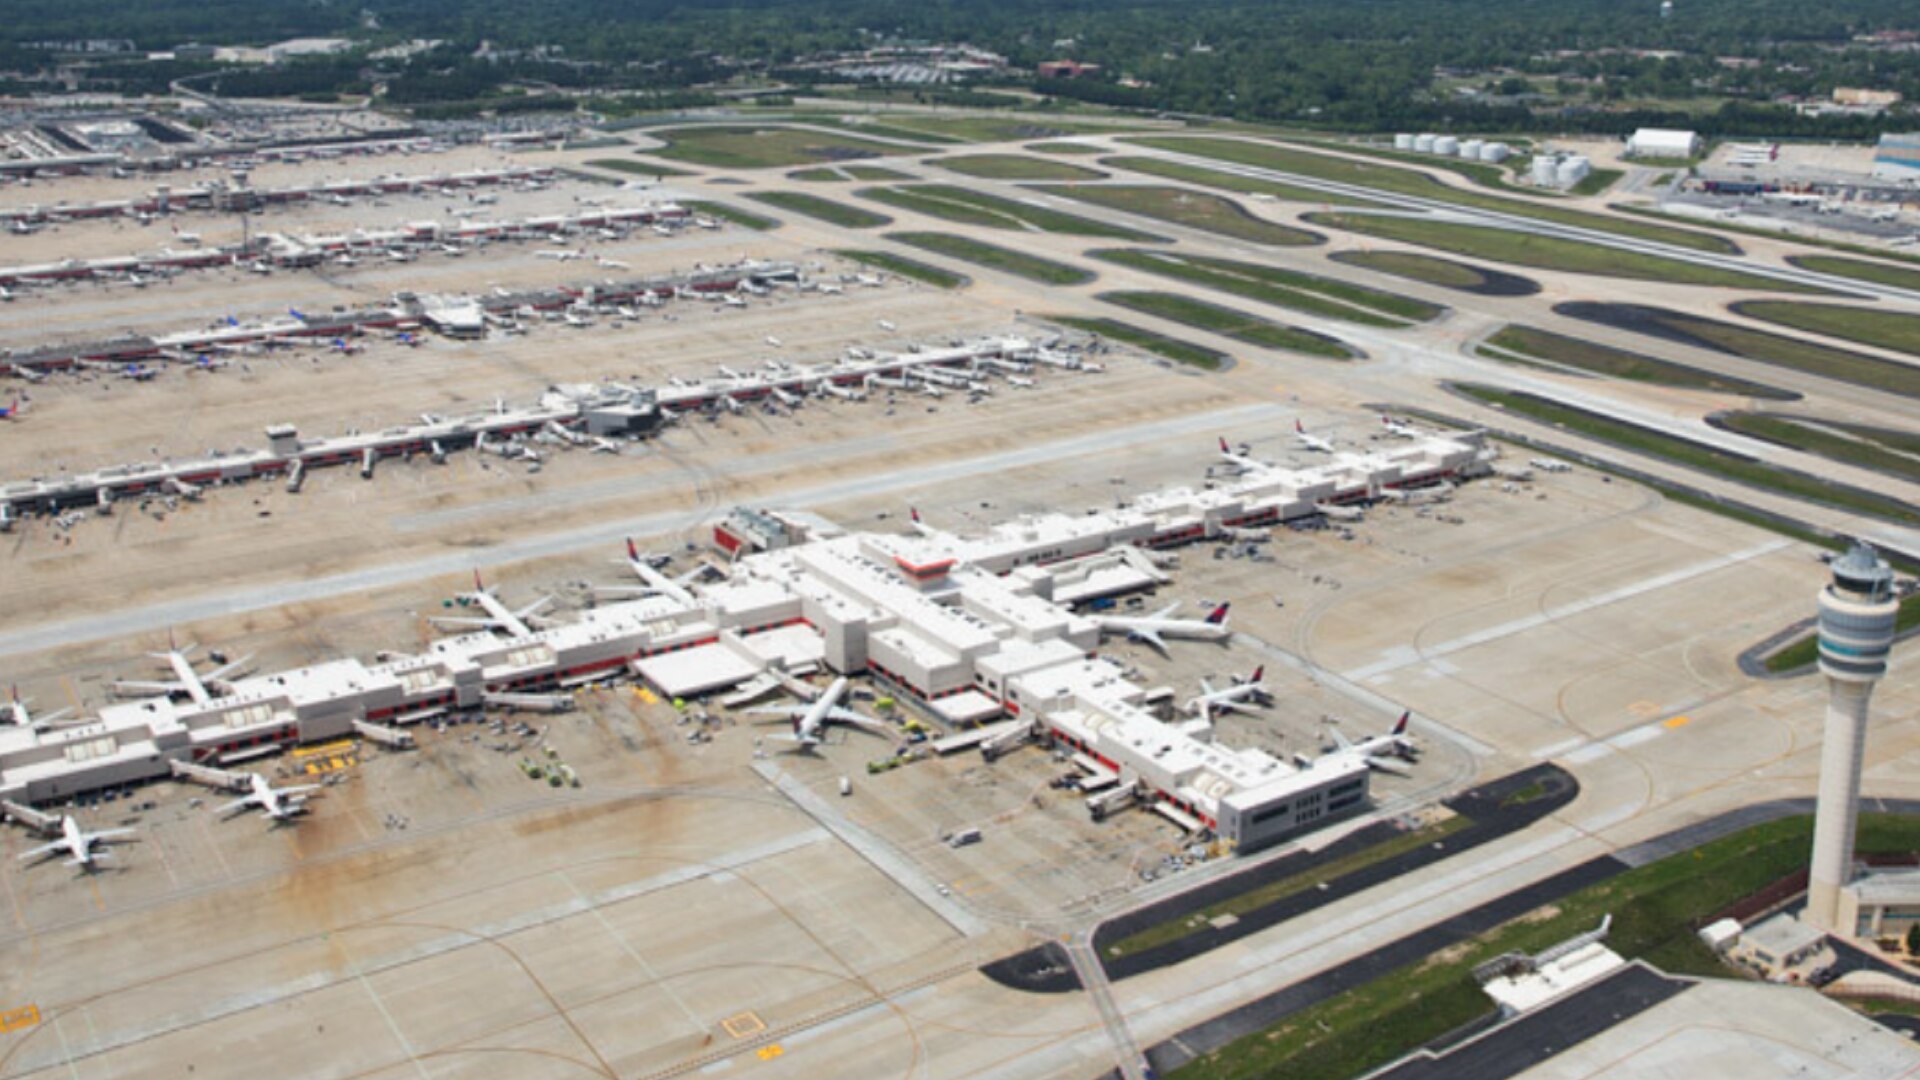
(1478, 325, 1795, 399)
(1128, 135, 1738, 254)
(833, 250, 967, 289)
(936, 154, 1106, 181)
(1045, 316, 1228, 370)
(860, 184, 1163, 239)
(1734, 300, 1920, 357)
(1304, 213, 1829, 293)
(1176, 813, 1920, 1080)
(1093, 249, 1442, 327)
(886, 232, 1093, 285)
(745, 191, 892, 228)
(1032, 185, 1320, 246)
(1100, 155, 1391, 210)
(1452, 384, 1920, 527)
(1099, 291, 1354, 359)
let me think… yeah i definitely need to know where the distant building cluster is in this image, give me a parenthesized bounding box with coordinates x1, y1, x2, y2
(788, 44, 1007, 86)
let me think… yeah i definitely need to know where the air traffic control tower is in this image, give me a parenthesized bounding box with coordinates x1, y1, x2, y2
(1806, 542, 1900, 932)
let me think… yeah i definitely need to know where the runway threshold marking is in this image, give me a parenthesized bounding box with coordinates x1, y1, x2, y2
(0, 1005, 38, 1033)
(722, 1011, 766, 1039)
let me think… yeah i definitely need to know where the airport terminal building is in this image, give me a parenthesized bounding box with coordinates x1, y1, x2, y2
(0, 431, 1493, 849)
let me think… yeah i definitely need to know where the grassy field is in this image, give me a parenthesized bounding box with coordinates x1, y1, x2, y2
(1559, 303, 1920, 399)
(1092, 249, 1443, 327)
(1328, 250, 1536, 297)
(1176, 813, 1920, 1080)
(935, 154, 1106, 181)
(679, 200, 779, 231)
(1452, 385, 1920, 527)
(583, 157, 693, 178)
(745, 191, 892, 228)
(1304, 213, 1827, 293)
(1045, 315, 1229, 370)
(1787, 254, 1920, 293)
(646, 125, 922, 169)
(1028, 141, 1105, 155)
(1717, 412, 1920, 484)
(1478, 325, 1795, 399)
(1032, 185, 1320, 247)
(881, 115, 1146, 143)
(859, 184, 1162, 239)
(1098, 291, 1354, 359)
(1100, 156, 1391, 210)
(1570, 168, 1624, 196)
(1735, 301, 1920, 357)
(1764, 593, 1920, 673)
(1282, 137, 1533, 192)
(887, 232, 1093, 285)
(832, 249, 967, 289)
(1128, 135, 1739, 254)
(1108, 816, 1470, 960)
(790, 164, 913, 182)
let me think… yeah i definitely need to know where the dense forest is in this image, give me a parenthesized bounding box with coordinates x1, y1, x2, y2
(6, 0, 1919, 136)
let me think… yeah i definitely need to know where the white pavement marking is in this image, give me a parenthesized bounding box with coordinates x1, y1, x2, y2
(1342, 538, 1791, 681)
(0, 401, 1289, 659)
(754, 761, 990, 938)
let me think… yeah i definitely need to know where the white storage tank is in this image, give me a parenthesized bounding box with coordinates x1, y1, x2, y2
(1433, 135, 1460, 157)
(1556, 155, 1591, 188)
(1460, 139, 1484, 160)
(1413, 133, 1437, 153)
(1480, 142, 1511, 162)
(1394, 133, 1416, 151)
(1531, 155, 1561, 186)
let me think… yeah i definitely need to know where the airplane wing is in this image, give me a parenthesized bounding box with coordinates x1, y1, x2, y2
(1127, 628, 1170, 656)
(515, 596, 555, 620)
(214, 796, 258, 815)
(741, 706, 805, 721)
(1364, 755, 1413, 777)
(90, 828, 136, 841)
(1151, 603, 1181, 620)
(112, 679, 183, 696)
(17, 839, 67, 861)
(203, 654, 255, 683)
(1326, 727, 1355, 751)
(428, 616, 497, 629)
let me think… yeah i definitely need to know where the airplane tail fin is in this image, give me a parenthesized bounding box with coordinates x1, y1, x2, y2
(1391, 710, 1410, 737)
(472, 569, 485, 593)
(910, 507, 921, 524)
(626, 537, 639, 562)
(1295, 419, 1305, 434)
(1205, 603, 1231, 625)
(1250, 665, 1263, 683)
(1218, 436, 1230, 454)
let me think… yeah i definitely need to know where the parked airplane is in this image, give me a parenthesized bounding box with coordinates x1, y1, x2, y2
(721, 295, 746, 308)
(112, 638, 252, 705)
(17, 815, 135, 869)
(1381, 415, 1419, 439)
(536, 249, 585, 262)
(1295, 420, 1333, 453)
(743, 677, 888, 750)
(0, 397, 22, 420)
(1095, 602, 1232, 655)
(429, 571, 557, 637)
(1006, 375, 1036, 389)
(218, 772, 323, 821)
(1323, 712, 1419, 775)
(4, 684, 74, 729)
(1185, 666, 1269, 720)
(1217, 436, 1265, 474)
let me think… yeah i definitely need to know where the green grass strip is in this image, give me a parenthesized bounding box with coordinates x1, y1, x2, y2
(1177, 814, 1920, 1080)
(886, 232, 1093, 286)
(1046, 316, 1228, 370)
(1033, 185, 1320, 247)
(1094, 248, 1442, 326)
(1099, 291, 1353, 359)
(1131, 135, 1737, 254)
(860, 184, 1162, 240)
(746, 191, 892, 228)
(1100, 155, 1391, 210)
(1735, 300, 1920, 357)
(1453, 384, 1920, 527)
(1480, 325, 1794, 399)
(679, 200, 778, 231)
(1304, 213, 1830, 293)
(833, 250, 966, 289)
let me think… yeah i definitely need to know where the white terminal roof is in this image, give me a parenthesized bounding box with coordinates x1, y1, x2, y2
(1, 428, 1490, 805)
